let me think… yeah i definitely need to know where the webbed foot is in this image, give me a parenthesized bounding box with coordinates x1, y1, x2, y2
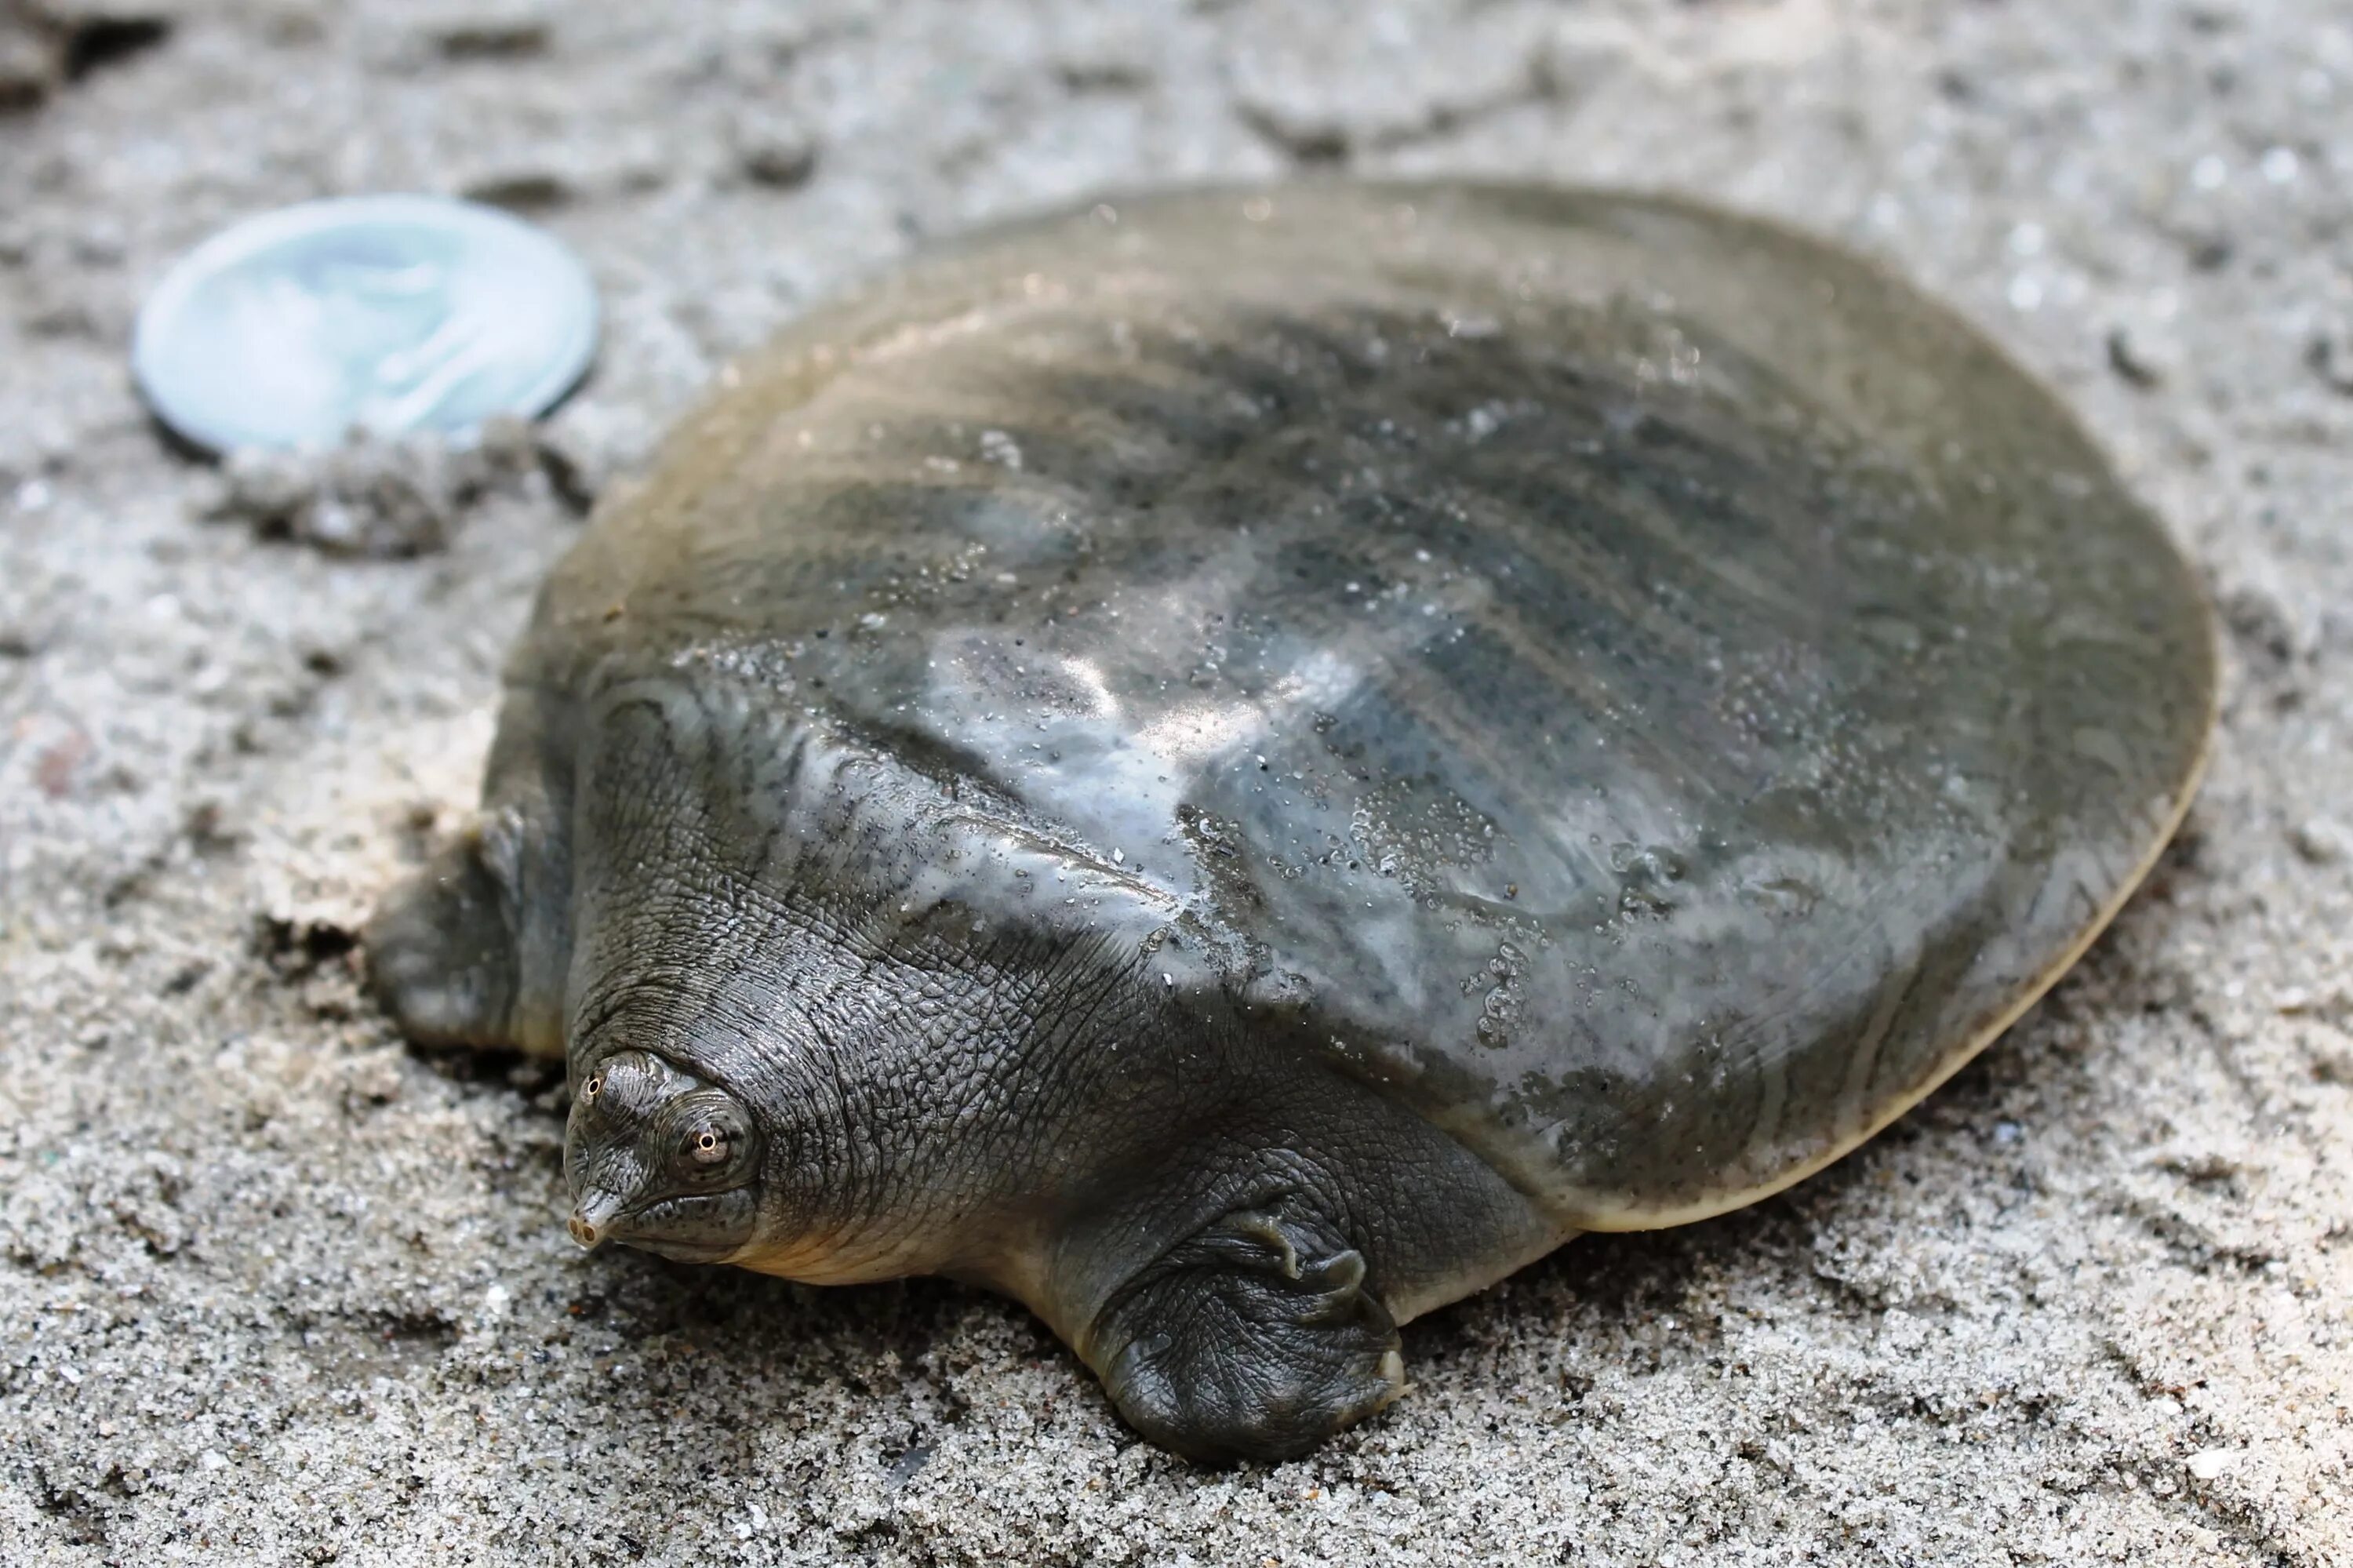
(1085, 1199, 1405, 1463)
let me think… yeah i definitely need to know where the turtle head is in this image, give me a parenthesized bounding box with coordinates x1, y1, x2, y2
(563, 1049, 763, 1263)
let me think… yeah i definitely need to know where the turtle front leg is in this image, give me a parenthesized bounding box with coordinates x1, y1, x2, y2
(1072, 1192, 1406, 1463)
(365, 829, 530, 1052)
(366, 795, 571, 1060)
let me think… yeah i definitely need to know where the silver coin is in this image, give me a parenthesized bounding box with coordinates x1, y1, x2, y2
(133, 195, 599, 453)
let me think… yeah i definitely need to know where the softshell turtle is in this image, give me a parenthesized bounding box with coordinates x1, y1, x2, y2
(366, 182, 2216, 1461)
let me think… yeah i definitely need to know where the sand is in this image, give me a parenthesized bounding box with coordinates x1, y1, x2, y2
(1, 1, 2348, 1563)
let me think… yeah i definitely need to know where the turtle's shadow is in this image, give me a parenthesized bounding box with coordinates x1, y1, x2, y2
(597, 1251, 1020, 1377)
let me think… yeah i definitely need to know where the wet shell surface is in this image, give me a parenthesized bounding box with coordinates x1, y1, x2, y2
(526, 181, 2214, 1225)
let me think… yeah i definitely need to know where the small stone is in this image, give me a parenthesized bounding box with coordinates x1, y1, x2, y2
(2220, 581, 2305, 667)
(54, 7, 173, 78)
(211, 447, 319, 532)
(2105, 322, 2178, 389)
(1536, 15, 1643, 100)
(0, 13, 65, 111)
(457, 166, 576, 213)
(343, 1053, 405, 1108)
(469, 413, 540, 475)
(1050, 10, 1155, 92)
(530, 422, 607, 515)
(729, 107, 820, 188)
(2185, 1447, 2238, 1481)
(2290, 818, 2348, 865)
(427, 8, 548, 60)
(2307, 321, 2353, 395)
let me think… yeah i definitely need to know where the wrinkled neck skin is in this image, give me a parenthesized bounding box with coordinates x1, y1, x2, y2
(555, 668, 1187, 1301)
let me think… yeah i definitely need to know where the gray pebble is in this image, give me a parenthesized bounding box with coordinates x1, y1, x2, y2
(2308, 320, 2353, 396)
(729, 107, 821, 188)
(421, 2, 550, 60)
(211, 447, 318, 532)
(2107, 322, 2178, 389)
(0, 11, 63, 109)
(2220, 580, 2308, 668)
(2291, 818, 2348, 865)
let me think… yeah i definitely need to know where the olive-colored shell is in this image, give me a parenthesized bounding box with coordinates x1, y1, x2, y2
(529, 182, 2214, 1227)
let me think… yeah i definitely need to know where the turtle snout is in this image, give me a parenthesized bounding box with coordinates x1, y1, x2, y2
(569, 1190, 627, 1250)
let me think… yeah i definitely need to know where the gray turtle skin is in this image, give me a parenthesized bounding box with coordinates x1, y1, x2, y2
(366, 181, 2217, 1462)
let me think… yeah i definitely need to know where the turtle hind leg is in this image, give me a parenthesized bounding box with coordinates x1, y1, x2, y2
(364, 829, 537, 1055)
(1082, 1197, 1406, 1463)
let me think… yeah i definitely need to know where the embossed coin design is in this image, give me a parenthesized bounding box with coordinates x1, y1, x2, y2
(133, 195, 598, 452)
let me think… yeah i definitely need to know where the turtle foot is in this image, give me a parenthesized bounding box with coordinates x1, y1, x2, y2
(1089, 1200, 1405, 1463)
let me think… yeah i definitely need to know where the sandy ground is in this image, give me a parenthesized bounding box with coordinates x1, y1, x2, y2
(2, 0, 2349, 1563)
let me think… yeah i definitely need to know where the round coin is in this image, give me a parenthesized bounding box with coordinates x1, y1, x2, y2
(133, 194, 599, 453)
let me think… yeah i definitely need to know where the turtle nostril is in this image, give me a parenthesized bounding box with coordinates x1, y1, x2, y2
(569, 1191, 624, 1251)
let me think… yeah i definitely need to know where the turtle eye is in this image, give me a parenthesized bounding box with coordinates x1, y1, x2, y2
(582, 1072, 604, 1101)
(661, 1090, 757, 1185)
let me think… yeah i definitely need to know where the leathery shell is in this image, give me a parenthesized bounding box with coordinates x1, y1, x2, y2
(526, 182, 2216, 1228)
